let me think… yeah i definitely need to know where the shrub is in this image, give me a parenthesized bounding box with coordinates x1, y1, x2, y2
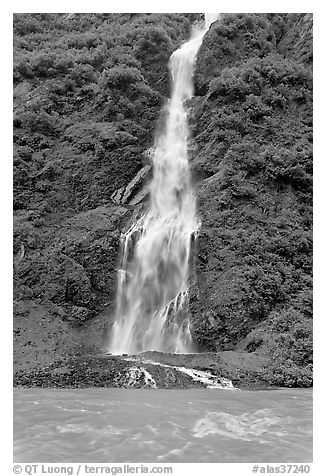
(67, 64, 97, 87)
(101, 66, 144, 90)
(20, 109, 61, 135)
(14, 59, 34, 80)
(244, 308, 312, 386)
(30, 53, 56, 77)
(134, 25, 173, 59)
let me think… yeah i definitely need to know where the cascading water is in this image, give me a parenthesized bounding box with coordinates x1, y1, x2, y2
(108, 14, 219, 355)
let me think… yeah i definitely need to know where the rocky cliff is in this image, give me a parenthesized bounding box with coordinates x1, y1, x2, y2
(13, 13, 312, 388)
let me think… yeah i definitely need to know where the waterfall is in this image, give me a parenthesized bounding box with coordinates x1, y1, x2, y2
(108, 14, 219, 355)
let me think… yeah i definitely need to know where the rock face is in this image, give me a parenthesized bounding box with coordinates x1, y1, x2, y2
(13, 13, 192, 374)
(111, 164, 151, 205)
(13, 14, 312, 389)
(188, 13, 312, 387)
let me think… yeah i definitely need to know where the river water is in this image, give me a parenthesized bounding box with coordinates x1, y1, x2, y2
(14, 388, 312, 463)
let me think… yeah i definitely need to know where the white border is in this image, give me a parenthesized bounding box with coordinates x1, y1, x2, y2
(3, 2, 324, 474)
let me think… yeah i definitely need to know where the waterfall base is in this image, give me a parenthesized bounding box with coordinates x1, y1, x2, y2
(14, 350, 273, 390)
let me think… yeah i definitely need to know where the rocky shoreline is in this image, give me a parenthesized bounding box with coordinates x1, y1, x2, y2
(13, 300, 312, 390)
(14, 350, 275, 390)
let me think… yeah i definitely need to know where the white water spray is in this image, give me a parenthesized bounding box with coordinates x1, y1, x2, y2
(108, 14, 219, 355)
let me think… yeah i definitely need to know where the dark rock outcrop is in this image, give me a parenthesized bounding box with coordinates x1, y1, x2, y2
(14, 352, 270, 390)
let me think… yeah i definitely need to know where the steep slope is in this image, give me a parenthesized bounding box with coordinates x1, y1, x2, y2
(189, 13, 312, 386)
(13, 13, 193, 371)
(13, 13, 312, 387)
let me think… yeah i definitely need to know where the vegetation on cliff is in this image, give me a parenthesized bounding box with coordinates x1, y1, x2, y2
(190, 13, 312, 386)
(13, 13, 312, 387)
(13, 12, 192, 331)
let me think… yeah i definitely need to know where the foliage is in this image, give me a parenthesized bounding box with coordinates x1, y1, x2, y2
(189, 13, 312, 386)
(13, 13, 312, 387)
(244, 308, 312, 387)
(13, 13, 191, 330)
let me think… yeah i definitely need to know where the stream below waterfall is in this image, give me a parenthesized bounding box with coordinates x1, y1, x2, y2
(14, 387, 312, 463)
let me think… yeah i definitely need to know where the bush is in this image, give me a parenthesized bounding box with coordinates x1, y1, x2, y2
(31, 53, 56, 77)
(244, 308, 312, 386)
(13, 14, 45, 35)
(20, 109, 61, 135)
(209, 67, 255, 99)
(100, 66, 144, 90)
(135, 26, 172, 58)
(14, 59, 34, 80)
(67, 64, 97, 87)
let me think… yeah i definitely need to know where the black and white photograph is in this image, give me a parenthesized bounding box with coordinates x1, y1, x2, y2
(11, 3, 315, 471)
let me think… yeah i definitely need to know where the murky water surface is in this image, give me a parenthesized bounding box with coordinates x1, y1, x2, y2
(14, 388, 312, 462)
